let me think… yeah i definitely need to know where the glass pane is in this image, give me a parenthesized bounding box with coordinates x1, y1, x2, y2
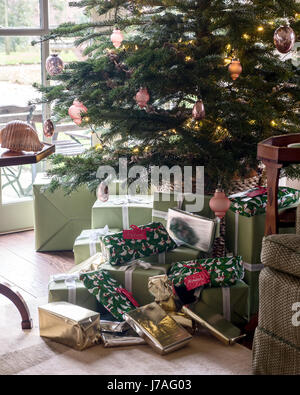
(0, 0, 40, 28)
(0, 36, 42, 203)
(49, 0, 89, 28)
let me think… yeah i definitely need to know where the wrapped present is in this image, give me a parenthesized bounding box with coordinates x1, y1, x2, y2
(200, 280, 249, 326)
(100, 320, 130, 333)
(48, 272, 101, 312)
(101, 222, 177, 266)
(80, 270, 139, 321)
(152, 192, 214, 227)
(124, 302, 193, 355)
(167, 208, 217, 252)
(91, 195, 153, 229)
(148, 274, 173, 302)
(100, 329, 146, 347)
(226, 186, 299, 315)
(38, 302, 100, 351)
(33, 173, 96, 252)
(140, 245, 202, 265)
(168, 256, 245, 290)
(182, 303, 246, 345)
(98, 260, 173, 306)
(73, 227, 121, 265)
(68, 253, 104, 275)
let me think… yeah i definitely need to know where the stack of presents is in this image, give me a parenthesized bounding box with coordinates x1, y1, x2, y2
(34, 173, 300, 353)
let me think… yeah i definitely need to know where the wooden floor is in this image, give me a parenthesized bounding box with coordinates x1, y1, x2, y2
(0, 230, 75, 301)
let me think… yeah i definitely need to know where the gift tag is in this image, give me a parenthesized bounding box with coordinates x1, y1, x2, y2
(184, 269, 210, 291)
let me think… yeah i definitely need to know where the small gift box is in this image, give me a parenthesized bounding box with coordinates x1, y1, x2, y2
(38, 302, 100, 350)
(167, 208, 217, 252)
(73, 227, 120, 265)
(101, 222, 177, 266)
(92, 195, 153, 230)
(124, 302, 192, 355)
(100, 329, 146, 348)
(48, 273, 100, 312)
(182, 302, 246, 345)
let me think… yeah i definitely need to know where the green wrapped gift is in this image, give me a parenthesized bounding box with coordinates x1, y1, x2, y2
(198, 280, 249, 326)
(92, 195, 153, 229)
(142, 245, 201, 265)
(169, 256, 245, 289)
(101, 222, 177, 266)
(229, 186, 300, 217)
(34, 173, 96, 251)
(152, 192, 214, 227)
(73, 227, 121, 265)
(48, 273, 100, 312)
(225, 187, 298, 315)
(98, 260, 173, 306)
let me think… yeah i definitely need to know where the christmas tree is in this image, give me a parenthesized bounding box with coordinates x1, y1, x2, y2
(34, 0, 300, 194)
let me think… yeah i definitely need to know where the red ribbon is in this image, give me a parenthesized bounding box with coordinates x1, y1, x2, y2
(116, 287, 140, 307)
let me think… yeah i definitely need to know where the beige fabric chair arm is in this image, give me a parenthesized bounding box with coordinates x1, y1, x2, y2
(261, 234, 300, 279)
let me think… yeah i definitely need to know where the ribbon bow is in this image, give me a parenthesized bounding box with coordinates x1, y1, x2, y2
(50, 273, 80, 304)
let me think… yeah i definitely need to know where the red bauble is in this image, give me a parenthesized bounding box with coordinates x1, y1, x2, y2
(192, 100, 205, 120)
(209, 189, 231, 219)
(43, 119, 54, 138)
(46, 54, 64, 76)
(274, 25, 296, 54)
(111, 29, 124, 49)
(135, 87, 150, 109)
(68, 100, 88, 125)
(97, 181, 109, 202)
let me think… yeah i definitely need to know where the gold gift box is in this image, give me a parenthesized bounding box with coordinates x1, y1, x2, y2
(38, 302, 100, 351)
(124, 302, 192, 355)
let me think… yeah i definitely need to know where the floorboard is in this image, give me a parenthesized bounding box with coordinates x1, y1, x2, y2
(0, 230, 75, 298)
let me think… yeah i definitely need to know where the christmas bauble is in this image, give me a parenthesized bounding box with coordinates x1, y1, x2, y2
(135, 87, 150, 109)
(110, 29, 124, 49)
(46, 54, 64, 76)
(43, 119, 54, 138)
(68, 100, 88, 125)
(192, 100, 205, 120)
(274, 25, 296, 54)
(228, 59, 242, 81)
(97, 181, 109, 202)
(209, 189, 231, 219)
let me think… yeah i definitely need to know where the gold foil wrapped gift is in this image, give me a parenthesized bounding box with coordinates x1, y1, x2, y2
(38, 302, 100, 351)
(100, 329, 146, 348)
(124, 302, 192, 355)
(148, 274, 173, 302)
(182, 302, 246, 346)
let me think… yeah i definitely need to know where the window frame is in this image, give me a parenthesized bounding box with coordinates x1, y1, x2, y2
(0, 0, 51, 135)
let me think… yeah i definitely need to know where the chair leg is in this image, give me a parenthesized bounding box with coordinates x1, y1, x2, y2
(0, 283, 33, 330)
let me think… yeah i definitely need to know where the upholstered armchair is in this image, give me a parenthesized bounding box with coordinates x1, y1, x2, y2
(252, 205, 300, 374)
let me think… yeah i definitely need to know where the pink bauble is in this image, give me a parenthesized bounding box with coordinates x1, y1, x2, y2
(111, 29, 124, 49)
(135, 87, 150, 109)
(46, 54, 64, 76)
(274, 25, 296, 54)
(192, 100, 205, 120)
(97, 181, 109, 202)
(43, 119, 55, 138)
(209, 190, 231, 219)
(68, 100, 87, 125)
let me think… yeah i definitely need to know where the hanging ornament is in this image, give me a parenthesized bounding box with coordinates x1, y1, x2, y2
(192, 100, 205, 120)
(135, 87, 150, 109)
(110, 29, 124, 49)
(228, 59, 242, 81)
(209, 189, 231, 219)
(274, 25, 296, 54)
(97, 181, 109, 202)
(45, 54, 64, 76)
(68, 100, 88, 125)
(43, 119, 55, 138)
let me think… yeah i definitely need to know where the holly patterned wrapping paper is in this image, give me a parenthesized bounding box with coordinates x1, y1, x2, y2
(80, 270, 138, 321)
(168, 256, 244, 290)
(230, 186, 300, 217)
(101, 222, 177, 266)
